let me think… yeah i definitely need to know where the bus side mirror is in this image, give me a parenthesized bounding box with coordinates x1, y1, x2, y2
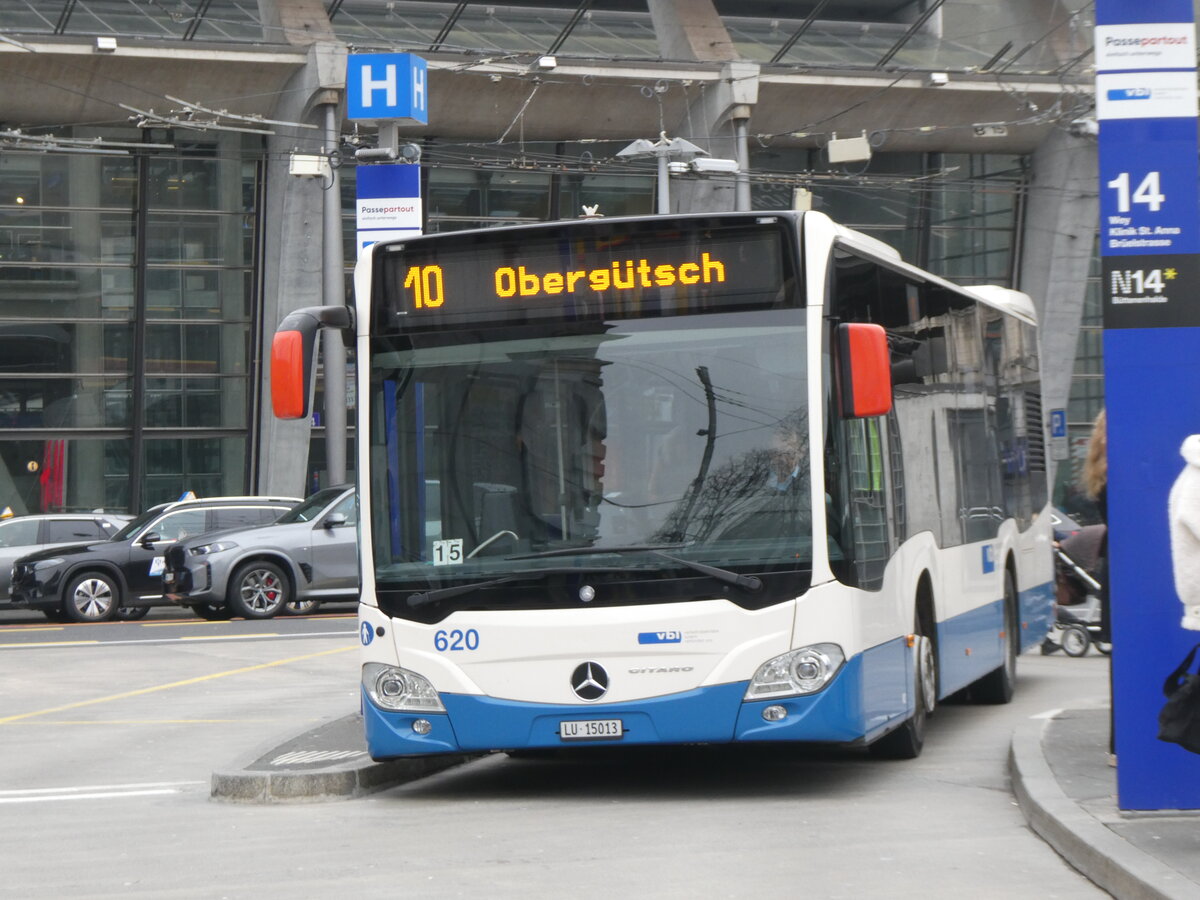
(271, 305, 354, 420)
(838, 323, 893, 418)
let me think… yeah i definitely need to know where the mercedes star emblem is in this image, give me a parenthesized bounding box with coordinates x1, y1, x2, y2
(570, 661, 609, 701)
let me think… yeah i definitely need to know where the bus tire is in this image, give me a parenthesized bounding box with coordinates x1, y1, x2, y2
(228, 561, 290, 619)
(971, 568, 1018, 704)
(870, 614, 935, 760)
(61, 571, 120, 623)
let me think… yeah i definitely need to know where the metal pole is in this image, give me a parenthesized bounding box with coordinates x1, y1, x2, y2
(130, 143, 150, 512)
(657, 152, 670, 215)
(733, 117, 751, 212)
(322, 103, 347, 486)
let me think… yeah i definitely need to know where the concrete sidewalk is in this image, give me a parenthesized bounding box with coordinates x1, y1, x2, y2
(212, 703, 1200, 900)
(1010, 707, 1200, 900)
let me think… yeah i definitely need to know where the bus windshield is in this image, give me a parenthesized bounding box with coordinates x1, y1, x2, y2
(368, 308, 811, 612)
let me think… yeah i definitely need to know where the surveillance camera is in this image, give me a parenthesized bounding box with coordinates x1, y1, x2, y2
(690, 157, 740, 175)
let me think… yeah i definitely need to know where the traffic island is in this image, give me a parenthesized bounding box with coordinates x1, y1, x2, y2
(211, 711, 480, 803)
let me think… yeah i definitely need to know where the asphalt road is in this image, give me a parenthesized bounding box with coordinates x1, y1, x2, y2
(0, 609, 1110, 899)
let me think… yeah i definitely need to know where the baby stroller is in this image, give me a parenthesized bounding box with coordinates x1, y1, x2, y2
(1042, 524, 1109, 658)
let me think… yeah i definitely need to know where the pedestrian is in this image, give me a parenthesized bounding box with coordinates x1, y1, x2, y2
(1082, 409, 1108, 638)
(1168, 434, 1200, 632)
(1081, 409, 1114, 765)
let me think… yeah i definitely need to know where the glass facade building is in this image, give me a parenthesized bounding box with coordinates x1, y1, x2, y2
(0, 132, 260, 514)
(0, 0, 1097, 516)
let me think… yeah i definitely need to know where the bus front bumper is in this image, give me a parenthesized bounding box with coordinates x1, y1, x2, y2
(362, 654, 872, 759)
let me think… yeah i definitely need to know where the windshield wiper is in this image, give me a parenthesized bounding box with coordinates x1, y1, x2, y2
(408, 545, 763, 608)
(506, 543, 686, 560)
(407, 573, 530, 608)
(508, 544, 762, 593)
(650, 551, 762, 592)
(406, 565, 622, 608)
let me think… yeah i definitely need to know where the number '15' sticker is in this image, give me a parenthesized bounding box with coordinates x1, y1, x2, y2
(432, 538, 463, 565)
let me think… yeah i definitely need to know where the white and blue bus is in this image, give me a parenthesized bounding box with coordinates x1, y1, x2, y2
(273, 210, 1054, 760)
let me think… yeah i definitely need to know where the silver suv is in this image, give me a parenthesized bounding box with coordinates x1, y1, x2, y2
(162, 485, 357, 619)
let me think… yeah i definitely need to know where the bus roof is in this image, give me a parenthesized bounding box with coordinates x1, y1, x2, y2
(822, 212, 1037, 327)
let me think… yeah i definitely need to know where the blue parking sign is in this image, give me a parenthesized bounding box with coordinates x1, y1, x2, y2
(1050, 409, 1066, 439)
(347, 53, 428, 124)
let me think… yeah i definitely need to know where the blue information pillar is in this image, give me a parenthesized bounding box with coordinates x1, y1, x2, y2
(1096, 0, 1200, 810)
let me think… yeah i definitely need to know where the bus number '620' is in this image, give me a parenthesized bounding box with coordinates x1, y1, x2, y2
(434, 628, 480, 651)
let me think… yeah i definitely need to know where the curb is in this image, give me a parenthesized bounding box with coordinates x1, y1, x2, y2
(210, 712, 480, 804)
(211, 754, 476, 803)
(1009, 716, 1194, 900)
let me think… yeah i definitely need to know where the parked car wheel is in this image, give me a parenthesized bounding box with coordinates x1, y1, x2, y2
(284, 599, 320, 616)
(228, 561, 290, 619)
(189, 603, 231, 621)
(62, 571, 120, 623)
(114, 606, 150, 621)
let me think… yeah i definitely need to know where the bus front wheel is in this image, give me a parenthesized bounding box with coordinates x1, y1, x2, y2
(870, 616, 935, 760)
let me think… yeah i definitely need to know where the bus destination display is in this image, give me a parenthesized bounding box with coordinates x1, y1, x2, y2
(373, 220, 793, 329)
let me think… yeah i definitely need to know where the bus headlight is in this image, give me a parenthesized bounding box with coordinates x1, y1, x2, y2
(362, 662, 446, 713)
(744, 644, 845, 700)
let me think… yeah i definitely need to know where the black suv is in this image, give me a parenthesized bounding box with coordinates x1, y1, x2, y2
(9, 495, 300, 622)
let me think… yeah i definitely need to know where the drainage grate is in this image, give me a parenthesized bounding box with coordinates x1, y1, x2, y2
(270, 750, 368, 767)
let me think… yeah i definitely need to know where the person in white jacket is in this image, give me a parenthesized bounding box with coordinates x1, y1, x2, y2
(1168, 434, 1200, 631)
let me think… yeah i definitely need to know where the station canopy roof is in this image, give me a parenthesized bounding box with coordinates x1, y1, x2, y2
(0, 1, 1088, 76)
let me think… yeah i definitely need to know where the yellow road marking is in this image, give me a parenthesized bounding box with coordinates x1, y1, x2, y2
(0, 645, 356, 725)
(180, 634, 279, 641)
(0, 627, 64, 633)
(0, 640, 99, 649)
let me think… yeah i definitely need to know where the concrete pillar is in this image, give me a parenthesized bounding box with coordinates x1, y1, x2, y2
(256, 37, 345, 498)
(647, 0, 737, 62)
(647, 1, 757, 214)
(1015, 129, 1098, 484)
